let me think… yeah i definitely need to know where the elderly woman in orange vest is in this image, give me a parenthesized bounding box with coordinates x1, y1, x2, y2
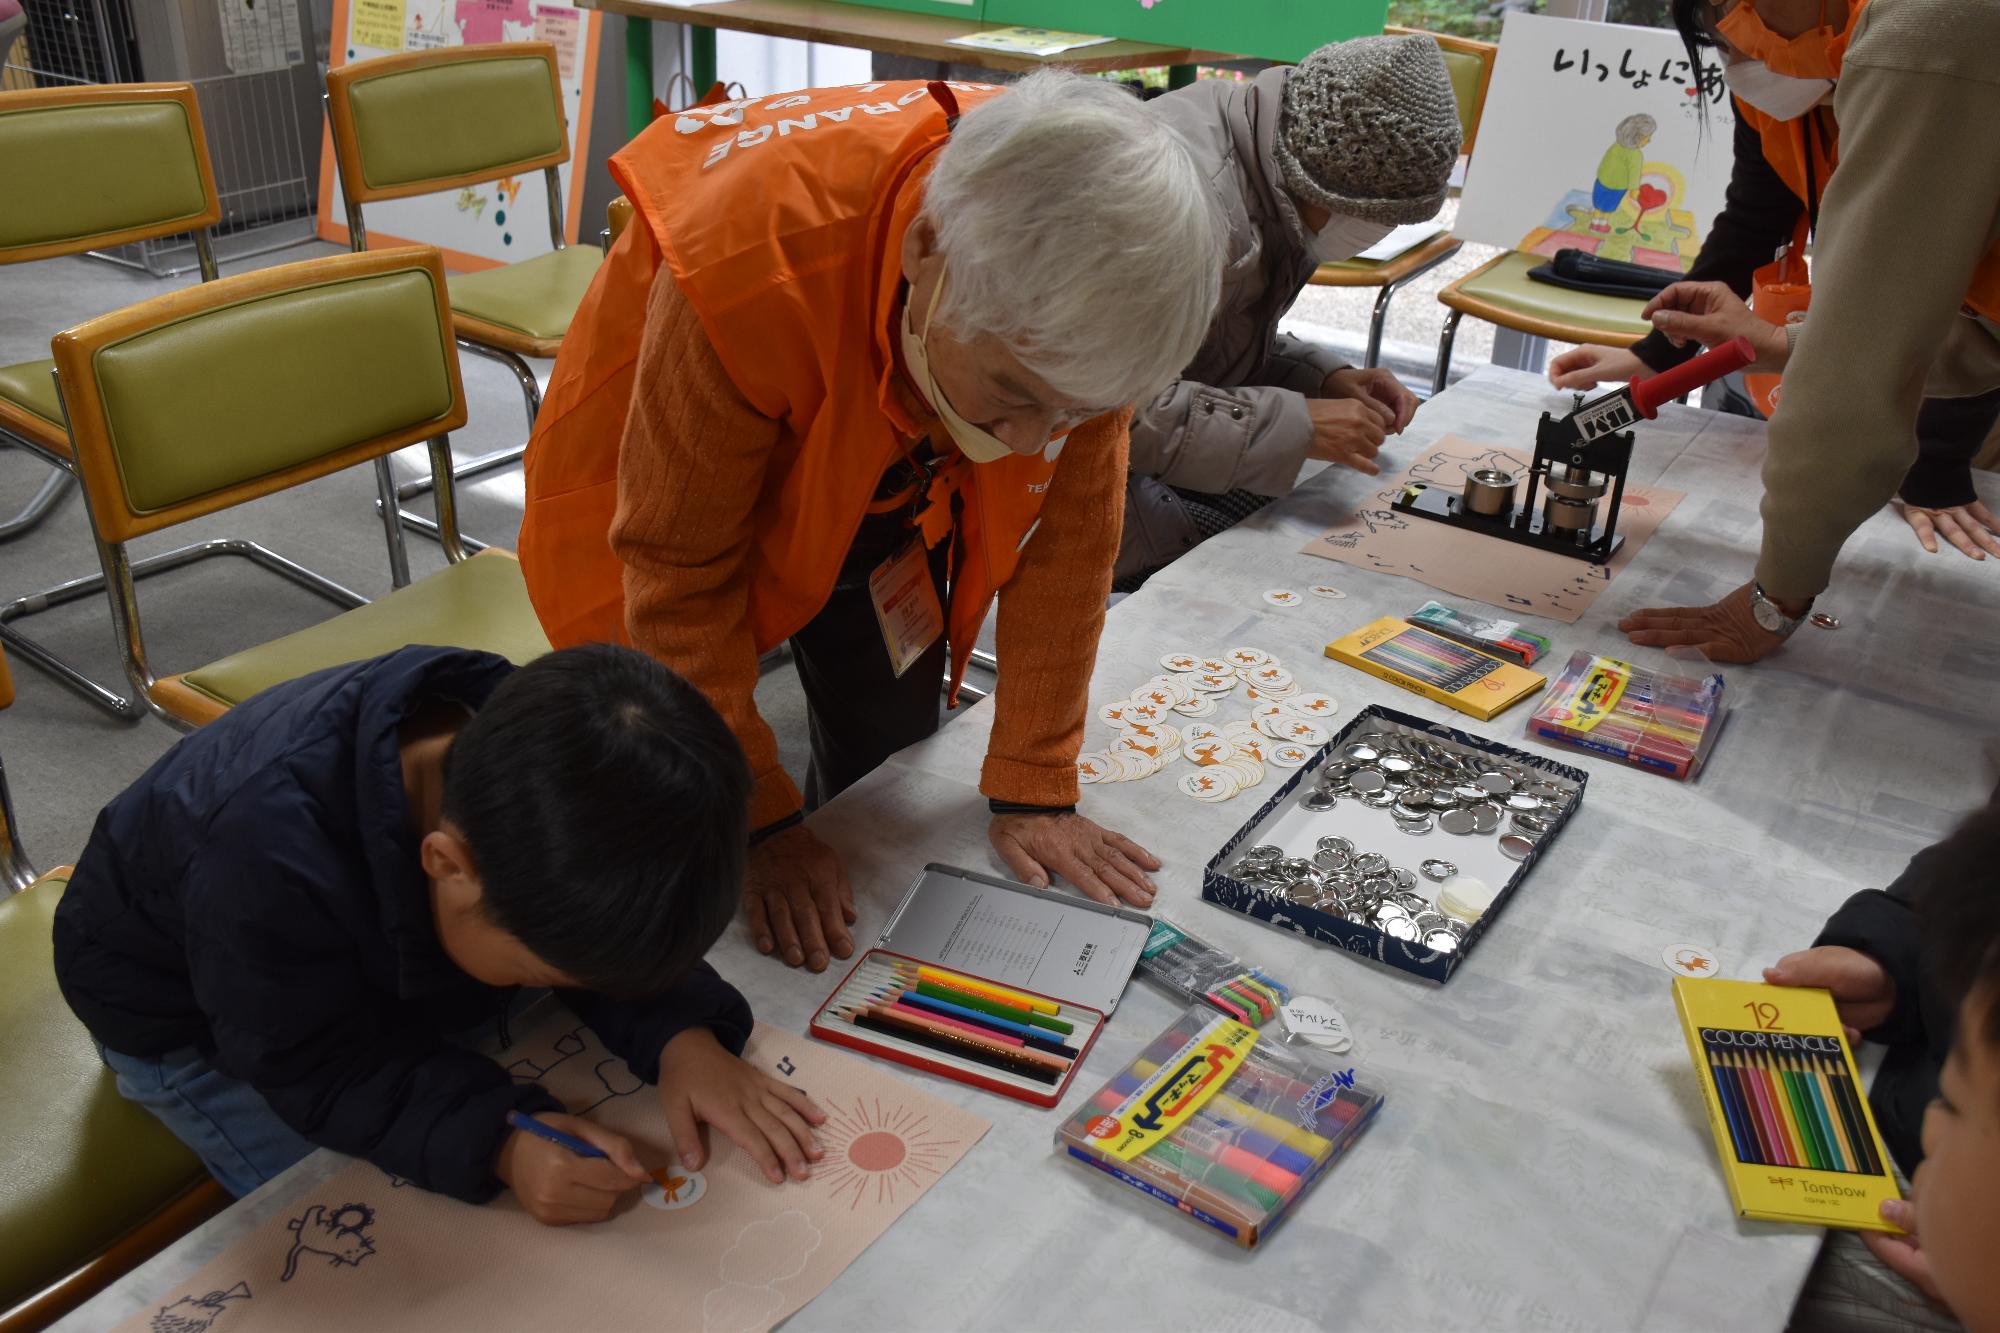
(518, 71, 1225, 971)
(1553, 0, 2000, 662)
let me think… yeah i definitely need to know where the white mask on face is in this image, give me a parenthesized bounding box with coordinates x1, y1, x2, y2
(1309, 212, 1398, 264)
(899, 273, 1016, 465)
(1722, 57, 1833, 122)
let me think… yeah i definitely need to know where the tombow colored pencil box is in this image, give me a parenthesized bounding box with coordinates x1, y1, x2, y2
(1325, 617, 1546, 721)
(1672, 977, 1901, 1230)
(1056, 1005, 1383, 1249)
(810, 864, 1150, 1107)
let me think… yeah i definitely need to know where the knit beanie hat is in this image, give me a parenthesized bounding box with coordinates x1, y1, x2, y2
(1275, 34, 1463, 226)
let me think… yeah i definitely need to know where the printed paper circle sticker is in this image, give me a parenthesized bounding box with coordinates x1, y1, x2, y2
(1263, 589, 1303, 607)
(643, 1166, 708, 1210)
(1663, 943, 1722, 978)
(1309, 584, 1347, 600)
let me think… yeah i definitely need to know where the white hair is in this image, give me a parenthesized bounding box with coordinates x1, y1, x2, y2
(921, 70, 1225, 407)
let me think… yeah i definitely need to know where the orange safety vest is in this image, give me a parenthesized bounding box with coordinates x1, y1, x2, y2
(517, 78, 1063, 695)
(1735, 0, 2000, 389)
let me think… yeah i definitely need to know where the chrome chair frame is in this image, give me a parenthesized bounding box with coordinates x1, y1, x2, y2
(331, 105, 565, 553)
(47, 366, 465, 732)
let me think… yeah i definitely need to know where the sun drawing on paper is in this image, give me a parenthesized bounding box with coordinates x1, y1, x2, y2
(815, 1097, 961, 1211)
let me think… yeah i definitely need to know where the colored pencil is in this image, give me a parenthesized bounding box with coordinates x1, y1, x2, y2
(1734, 1051, 1796, 1167)
(855, 1002, 1069, 1075)
(845, 1008, 1059, 1085)
(901, 976, 1076, 1036)
(1704, 1048, 1758, 1164)
(911, 964, 1057, 1015)
(1766, 1051, 1825, 1170)
(872, 987, 1077, 1059)
(882, 998, 1027, 1048)
(1792, 1054, 1854, 1172)
(1772, 1050, 1833, 1171)
(1814, 1050, 1883, 1176)
(1723, 1051, 1776, 1165)
(1757, 1050, 1812, 1168)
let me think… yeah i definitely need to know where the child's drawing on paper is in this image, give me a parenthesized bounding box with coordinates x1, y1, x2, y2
(111, 1021, 989, 1333)
(1454, 13, 1732, 276)
(150, 1283, 250, 1333)
(280, 1203, 377, 1282)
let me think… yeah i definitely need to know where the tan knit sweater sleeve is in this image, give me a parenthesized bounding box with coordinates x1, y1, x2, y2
(982, 409, 1132, 806)
(609, 270, 801, 829)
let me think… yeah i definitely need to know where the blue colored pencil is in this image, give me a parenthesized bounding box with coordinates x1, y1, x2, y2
(870, 987, 1078, 1060)
(505, 1109, 606, 1160)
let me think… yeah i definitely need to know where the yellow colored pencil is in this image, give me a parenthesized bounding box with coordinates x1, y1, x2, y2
(911, 963, 1058, 1016)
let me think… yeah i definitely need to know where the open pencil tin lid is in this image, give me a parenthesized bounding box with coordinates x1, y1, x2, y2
(874, 863, 1155, 1016)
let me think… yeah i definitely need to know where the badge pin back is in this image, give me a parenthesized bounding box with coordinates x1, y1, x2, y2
(1663, 943, 1722, 978)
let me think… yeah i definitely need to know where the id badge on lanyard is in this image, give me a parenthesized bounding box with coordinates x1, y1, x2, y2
(868, 539, 945, 678)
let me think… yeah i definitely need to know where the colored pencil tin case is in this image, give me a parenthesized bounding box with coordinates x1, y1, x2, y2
(809, 863, 1152, 1107)
(1200, 704, 1588, 984)
(1527, 651, 1726, 781)
(1056, 1005, 1383, 1249)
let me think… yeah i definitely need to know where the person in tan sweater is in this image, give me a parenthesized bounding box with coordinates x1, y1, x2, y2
(1611, 0, 2000, 662)
(518, 72, 1225, 970)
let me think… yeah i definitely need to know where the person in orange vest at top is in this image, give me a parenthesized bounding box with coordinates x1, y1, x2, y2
(518, 71, 1225, 971)
(1553, 0, 2000, 662)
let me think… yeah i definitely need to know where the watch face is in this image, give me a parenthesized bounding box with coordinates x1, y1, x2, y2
(1750, 592, 1791, 634)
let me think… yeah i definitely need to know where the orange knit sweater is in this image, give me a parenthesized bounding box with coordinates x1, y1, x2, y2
(608, 269, 1128, 830)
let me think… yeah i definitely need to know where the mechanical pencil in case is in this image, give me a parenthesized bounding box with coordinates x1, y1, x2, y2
(1136, 915, 1292, 1026)
(1055, 1005, 1384, 1249)
(811, 950, 1104, 1107)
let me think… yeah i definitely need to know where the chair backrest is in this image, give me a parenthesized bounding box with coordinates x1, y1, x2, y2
(606, 195, 634, 245)
(324, 42, 568, 205)
(0, 640, 28, 895)
(50, 247, 468, 546)
(1388, 27, 1498, 156)
(0, 83, 221, 266)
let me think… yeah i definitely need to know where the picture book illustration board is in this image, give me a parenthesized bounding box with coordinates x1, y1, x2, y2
(1454, 13, 1736, 273)
(1301, 435, 1684, 623)
(115, 1017, 989, 1333)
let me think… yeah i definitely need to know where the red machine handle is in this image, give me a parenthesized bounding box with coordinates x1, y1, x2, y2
(1629, 335, 1756, 418)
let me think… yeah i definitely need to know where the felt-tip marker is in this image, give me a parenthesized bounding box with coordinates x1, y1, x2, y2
(505, 1109, 607, 1159)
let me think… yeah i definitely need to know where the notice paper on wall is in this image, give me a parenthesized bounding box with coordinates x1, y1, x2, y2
(947, 25, 1115, 56)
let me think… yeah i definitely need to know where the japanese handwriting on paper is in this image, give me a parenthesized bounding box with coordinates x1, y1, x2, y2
(1552, 47, 1727, 100)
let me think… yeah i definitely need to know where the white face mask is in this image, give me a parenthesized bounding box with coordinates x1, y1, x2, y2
(1722, 57, 1833, 122)
(899, 274, 1016, 465)
(1309, 213, 1398, 264)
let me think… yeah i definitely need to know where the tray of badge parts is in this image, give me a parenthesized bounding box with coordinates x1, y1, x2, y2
(1199, 704, 1588, 983)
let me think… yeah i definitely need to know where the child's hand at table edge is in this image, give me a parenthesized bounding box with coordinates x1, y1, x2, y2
(658, 1026, 826, 1185)
(1863, 1198, 1953, 1312)
(1763, 946, 1897, 1043)
(495, 1111, 648, 1226)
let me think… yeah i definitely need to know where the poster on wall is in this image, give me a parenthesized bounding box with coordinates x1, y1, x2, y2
(315, 0, 600, 272)
(1454, 12, 1735, 274)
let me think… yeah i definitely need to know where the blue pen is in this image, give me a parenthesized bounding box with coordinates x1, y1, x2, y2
(505, 1109, 606, 1159)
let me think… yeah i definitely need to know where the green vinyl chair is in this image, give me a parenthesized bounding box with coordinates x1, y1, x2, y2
(0, 83, 223, 548)
(1305, 28, 1497, 372)
(324, 41, 600, 552)
(0, 642, 30, 895)
(0, 868, 230, 1331)
(49, 245, 549, 731)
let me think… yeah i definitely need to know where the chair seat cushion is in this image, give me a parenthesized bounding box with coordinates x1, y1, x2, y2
(1446, 250, 1654, 338)
(177, 550, 550, 708)
(0, 873, 211, 1309)
(446, 246, 601, 343)
(0, 356, 63, 435)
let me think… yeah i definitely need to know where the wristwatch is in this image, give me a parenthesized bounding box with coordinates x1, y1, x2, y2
(1749, 582, 1811, 637)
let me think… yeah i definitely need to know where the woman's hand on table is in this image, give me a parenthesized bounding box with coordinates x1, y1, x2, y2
(743, 823, 856, 972)
(1642, 281, 1790, 372)
(1764, 946, 1897, 1042)
(1895, 498, 2000, 560)
(1616, 580, 1794, 664)
(989, 811, 1159, 908)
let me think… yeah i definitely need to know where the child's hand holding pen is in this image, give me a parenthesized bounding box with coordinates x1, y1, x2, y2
(497, 1110, 649, 1226)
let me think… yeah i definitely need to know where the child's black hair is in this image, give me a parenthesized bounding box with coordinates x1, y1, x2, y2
(440, 644, 751, 998)
(1922, 798, 2000, 1047)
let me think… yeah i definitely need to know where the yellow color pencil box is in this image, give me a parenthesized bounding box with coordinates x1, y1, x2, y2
(1672, 977, 1902, 1230)
(1325, 617, 1545, 721)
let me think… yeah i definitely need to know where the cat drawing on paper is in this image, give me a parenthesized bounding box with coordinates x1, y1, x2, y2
(150, 1283, 250, 1333)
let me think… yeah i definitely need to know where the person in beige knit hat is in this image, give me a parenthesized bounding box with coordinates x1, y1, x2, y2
(1119, 34, 1463, 586)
